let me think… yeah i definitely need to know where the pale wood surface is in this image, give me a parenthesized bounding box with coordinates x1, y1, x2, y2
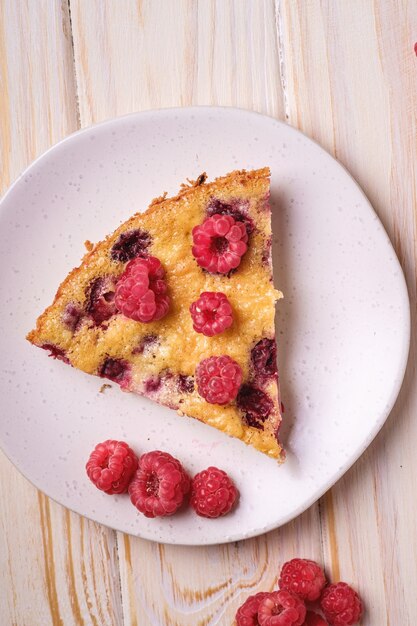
(0, 1, 416, 624)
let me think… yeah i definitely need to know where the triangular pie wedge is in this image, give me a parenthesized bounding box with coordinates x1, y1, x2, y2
(28, 168, 284, 459)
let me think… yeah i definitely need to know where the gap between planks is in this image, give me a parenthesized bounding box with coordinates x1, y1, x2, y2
(66, 0, 82, 128)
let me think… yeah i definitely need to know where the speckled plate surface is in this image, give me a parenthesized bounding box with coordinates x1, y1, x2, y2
(0, 107, 410, 545)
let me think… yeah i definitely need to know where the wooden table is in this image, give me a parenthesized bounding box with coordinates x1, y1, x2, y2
(1, 2, 416, 624)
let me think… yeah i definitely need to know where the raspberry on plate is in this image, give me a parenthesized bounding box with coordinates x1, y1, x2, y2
(190, 466, 238, 518)
(320, 583, 363, 626)
(195, 355, 242, 404)
(278, 558, 326, 602)
(128, 450, 190, 518)
(257, 590, 306, 626)
(192, 213, 248, 274)
(85, 439, 138, 494)
(189, 291, 233, 336)
(235, 591, 270, 626)
(304, 612, 328, 626)
(115, 256, 170, 322)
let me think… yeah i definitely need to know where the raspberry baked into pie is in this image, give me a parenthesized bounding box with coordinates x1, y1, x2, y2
(27, 168, 284, 459)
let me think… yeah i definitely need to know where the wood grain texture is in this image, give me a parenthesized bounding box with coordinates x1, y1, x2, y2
(0, 2, 123, 625)
(1, 0, 417, 624)
(69, 0, 285, 125)
(0, 0, 78, 191)
(279, 0, 417, 622)
(117, 508, 322, 626)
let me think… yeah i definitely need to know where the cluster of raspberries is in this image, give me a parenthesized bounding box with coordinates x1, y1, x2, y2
(235, 558, 363, 626)
(112, 213, 254, 406)
(114, 213, 247, 327)
(86, 439, 238, 519)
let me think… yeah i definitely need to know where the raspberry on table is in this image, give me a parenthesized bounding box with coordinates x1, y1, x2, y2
(189, 291, 233, 336)
(278, 558, 326, 602)
(195, 355, 242, 405)
(320, 583, 363, 626)
(85, 440, 138, 495)
(192, 213, 248, 274)
(304, 612, 328, 626)
(115, 256, 170, 323)
(257, 590, 306, 626)
(235, 591, 270, 626)
(190, 466, 238, 518)
(128, 450, 190, 518)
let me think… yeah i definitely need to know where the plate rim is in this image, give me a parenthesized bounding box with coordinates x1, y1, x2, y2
(0, 106, 411, 545)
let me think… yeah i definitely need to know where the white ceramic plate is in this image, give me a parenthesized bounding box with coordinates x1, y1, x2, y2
(0, 107, 410, 545)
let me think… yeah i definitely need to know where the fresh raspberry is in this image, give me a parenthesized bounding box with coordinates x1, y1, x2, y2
(257, 590, 306, 626)
(279, 558, 326, 602)
(115, 256, 170, 323)
(86, 440, 138, 494)
(304, 612, 328, 626)
(128, 450, 190, 518)
(235, 592, 270, 626)
(195, 355, 242, 404)
(190, 466, 238, 518)
(189, 292, 233, 336)
(192, 213, 248, 274)
(320, 583, 363, 626)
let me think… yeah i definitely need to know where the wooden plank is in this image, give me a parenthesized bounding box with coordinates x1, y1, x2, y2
(0, 0, 78, 191)
(0, 1, 123, 624)
(117, 508, 322, 626)
(0, 455, 124, 626)
(69, 1, 311, 624)
(279, 1, 417, 623)
(70, 0, 285, 125)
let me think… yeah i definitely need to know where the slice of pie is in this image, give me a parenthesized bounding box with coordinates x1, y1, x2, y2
(27, 168, 284, 459)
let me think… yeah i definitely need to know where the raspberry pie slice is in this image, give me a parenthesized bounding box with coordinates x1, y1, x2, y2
(28, 168, 284, 459)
